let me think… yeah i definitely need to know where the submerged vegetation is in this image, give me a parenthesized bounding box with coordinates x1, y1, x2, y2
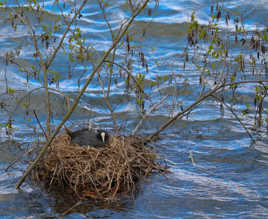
(0, 0, 267, 206)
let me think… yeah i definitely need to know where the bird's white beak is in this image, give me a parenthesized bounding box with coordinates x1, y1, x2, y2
(101, 132, 106, 143)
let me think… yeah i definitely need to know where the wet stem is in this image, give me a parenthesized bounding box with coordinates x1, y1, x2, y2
(43, 65, 51, 136)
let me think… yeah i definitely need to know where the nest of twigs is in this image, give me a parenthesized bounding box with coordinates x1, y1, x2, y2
(33, 133, 165, 201)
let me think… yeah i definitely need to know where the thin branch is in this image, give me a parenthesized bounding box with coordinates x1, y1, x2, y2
(97, 71, 118, 130)
(98, 0, 115, 40)
(33, 110, 48, 140)
(211, 94, 254, 142)
(132, 95, 168, 135)
(59, 201, 83, 217)
(13, 8, 51, 135)
(96, 0, 119, 130)
(128, 0, 135, 14)
(104, 60, 147, 98)
(16, 0, 151, 189)
(146, 80, 268, 142)
(12, 87, 70, 118)
(45, 1, 88, 70)
(45, 0, 89, 135)
(5, 146, 35, 172)
(12, 88, 41, 116)
(4, 69, 8, 93)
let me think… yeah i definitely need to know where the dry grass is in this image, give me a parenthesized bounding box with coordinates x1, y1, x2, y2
(33, 133, 166, 201)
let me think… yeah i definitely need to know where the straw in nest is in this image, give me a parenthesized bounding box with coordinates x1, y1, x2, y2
(33, 132, 165, 201)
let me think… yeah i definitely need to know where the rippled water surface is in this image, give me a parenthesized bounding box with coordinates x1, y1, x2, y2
(1, 0, 268, 218)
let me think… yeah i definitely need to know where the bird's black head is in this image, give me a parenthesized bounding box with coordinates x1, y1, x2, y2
(96, 129, 109, 144)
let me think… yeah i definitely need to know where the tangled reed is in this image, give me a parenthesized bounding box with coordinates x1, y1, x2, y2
(33, 133, 165, 201)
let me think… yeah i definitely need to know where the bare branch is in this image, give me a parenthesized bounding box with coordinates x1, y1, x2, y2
(104, 60, 147, 98)
(33, 110, 48, 141)
(97, 71, 118, 130)
(16, 0, 152, 189)
(147, 80, 268, 142)
(132, 95, 168, 135)
(211, 94, 254, 142)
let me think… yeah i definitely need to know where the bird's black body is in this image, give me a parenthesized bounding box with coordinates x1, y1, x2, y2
(65, 127, 109, 147)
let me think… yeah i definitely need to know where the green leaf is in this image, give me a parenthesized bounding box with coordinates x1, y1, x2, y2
(199, 30, 206, 39)
(8, 88, 15, 94)
(6, 122, 12, 128)
(230, 75, 235, 82)
(208, 44, 213, 52)
(23, 103, 28, 108)
(263, 33, 267, 41)
(191, 12, 195, 22)
(211, 63, 215, 70)
(151, 81, 158, 87)
(163, 75, 169, 81)
(54, 25, 59, 33)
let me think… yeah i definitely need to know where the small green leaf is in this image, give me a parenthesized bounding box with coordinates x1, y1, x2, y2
(8, 88, 15, 94)
(163, 75, 169, 81)
(54, 25, 58, 33)
(151, 81, 158, 87)
(211, 63, 215, 70)
(230, 75, 235, 82)
(23, 103, 28, 108)
(263, 33, 267, 41)
(6, 122, 12, 128)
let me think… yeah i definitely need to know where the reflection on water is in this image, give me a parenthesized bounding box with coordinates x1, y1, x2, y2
(1, 0, 268, 218)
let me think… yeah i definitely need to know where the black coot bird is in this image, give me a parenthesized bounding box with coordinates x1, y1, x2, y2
(64, 126, 109, 147)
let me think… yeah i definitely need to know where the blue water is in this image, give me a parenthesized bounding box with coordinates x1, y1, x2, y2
(0, 0, 268, 218)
